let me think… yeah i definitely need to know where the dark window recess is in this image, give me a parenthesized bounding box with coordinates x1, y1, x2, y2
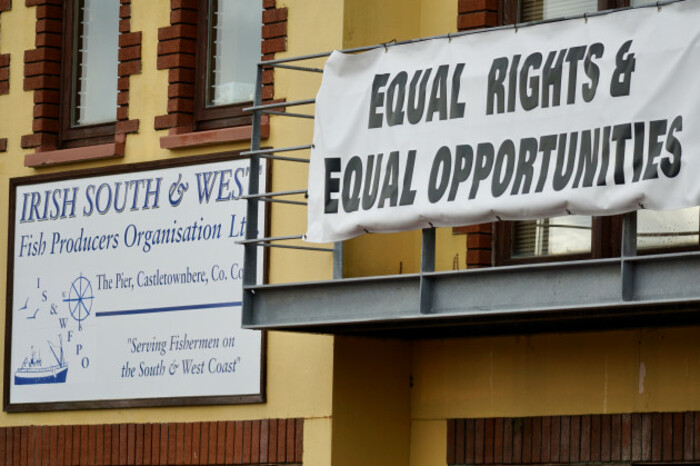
(60, 0, 119, 148)
(194, 0, 262, 131)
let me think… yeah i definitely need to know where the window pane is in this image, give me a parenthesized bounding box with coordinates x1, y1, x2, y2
(521, 0, 598, 22)
(638, 207, 700, 250)
(72, 0, 119, 127)
(513, 215, 592, 257)
(206, 0, 262, 107)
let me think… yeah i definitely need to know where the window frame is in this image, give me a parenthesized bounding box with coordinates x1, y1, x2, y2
(59, 0, 117, 149)
(193, 0, 260, 132)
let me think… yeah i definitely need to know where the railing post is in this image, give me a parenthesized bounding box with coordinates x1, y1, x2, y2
(621, 211, 637, 302)
(242, 63, 264, 326)
(420, 227, 436, 314)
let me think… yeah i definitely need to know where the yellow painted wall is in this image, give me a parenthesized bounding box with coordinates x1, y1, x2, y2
(331, 336, 411, 466)
(408, 326, 700, 464)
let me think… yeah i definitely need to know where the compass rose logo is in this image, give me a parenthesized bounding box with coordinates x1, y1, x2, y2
(64, 274, 93, 331)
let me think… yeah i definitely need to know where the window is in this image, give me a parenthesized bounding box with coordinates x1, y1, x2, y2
(61, 0, 119, 148)
(194, 0, 262, 131)
(499, 0, 698, 262)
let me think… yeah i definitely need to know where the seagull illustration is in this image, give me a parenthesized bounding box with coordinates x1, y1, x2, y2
(27, 308, 39, 319)
(18, 297, 28, 311)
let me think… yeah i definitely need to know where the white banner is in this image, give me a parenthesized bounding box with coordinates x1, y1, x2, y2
(7, 157, 264, 408)
(306, 0, 700, 243)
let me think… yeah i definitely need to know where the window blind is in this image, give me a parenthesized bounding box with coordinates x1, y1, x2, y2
(520, 0, 598, 22)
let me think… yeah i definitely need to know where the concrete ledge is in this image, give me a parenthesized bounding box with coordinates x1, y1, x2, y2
(160, 119, 270, 150)
(24, 137, 125, 168)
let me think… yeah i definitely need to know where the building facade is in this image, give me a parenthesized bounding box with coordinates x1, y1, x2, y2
(1, 0, 699, 465)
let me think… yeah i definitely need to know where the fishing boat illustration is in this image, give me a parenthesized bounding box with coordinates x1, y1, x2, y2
(14, 335, 68, 385)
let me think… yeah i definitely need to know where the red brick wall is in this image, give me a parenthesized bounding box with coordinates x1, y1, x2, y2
(154, 0, 287, 133)
(448, 413, 700, 465)
(115, 0, 141, 136)
(0, 418, 303, 465)
(458, 0, 499, 31)
(0, 0, 11, 153)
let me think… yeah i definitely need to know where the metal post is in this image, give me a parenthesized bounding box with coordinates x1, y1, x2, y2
(333, 242, 343, 279)
(419, 227, 436, 314)
(621, 211, 637, 301)
(242, 64, 264, 326)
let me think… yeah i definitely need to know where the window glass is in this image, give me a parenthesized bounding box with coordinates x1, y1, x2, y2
(206, 0, 262, 107)
(71, 0, 119, 126)
(638, 207, 700, 250)
(521, 0, 597, 22)
(512, 216, 592, 257)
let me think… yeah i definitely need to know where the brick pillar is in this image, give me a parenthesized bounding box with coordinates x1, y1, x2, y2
(116, 0, 141, 136)
(458, 0, 499, 31)
(455, 0, 499, 268)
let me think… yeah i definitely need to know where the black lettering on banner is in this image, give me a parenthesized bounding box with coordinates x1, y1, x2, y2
(643, 120, 666, 180)
(369, 73, 390, 129)
(324, 158, 341, 213)
(492, 140, 515, 197)
(597, 127, 611, 186)
(582, 43, 604, 103)
(448, 144, 474, 201)
(612, 123, 632, 185)
(408, 69, 432, 124)
(341, 156, 363, 212)
(573, 129, 599, 188)
(386, 72, 408, 127)
(542, 50, 566, 108)
(508, 55, 521, 113)
(487, 57, 508, 115)
(429, 146, 452, 203)
(611, 40, 636, 97)
(536, 135, 557, 192)
(450, 63, 466, 120)
(661, 115, 682, 178)
(632, 122, 645, 182)
(378, 151, 400, 208)
(470, 143, 495, 199)
(362, 153, 384, 210)
(400, 150, 418, 206)
(520, 53, 542, 111)
(511, 138, 538, 195)
(553, 133, 577, 191)
(426, 65, 449, 122)
(565, 46, 586, 105)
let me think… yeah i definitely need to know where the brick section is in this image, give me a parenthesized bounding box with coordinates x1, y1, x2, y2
(21, 0, 61, 151)
(0, 53, 9, 95)
(22, 0, 140, 153)
(448, 412, 699, 465)
(455, 223, 492, 268)
(115, 0, 140, 136)
(155, 0, 287, 132)
(452, 1, 498, 265)
(457, 0, 499, 31)
(0, 419, 303, 466)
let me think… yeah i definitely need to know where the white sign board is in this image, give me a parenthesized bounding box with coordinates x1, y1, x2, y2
(306, 0, 700, 243)
(6, 156, 264, 410)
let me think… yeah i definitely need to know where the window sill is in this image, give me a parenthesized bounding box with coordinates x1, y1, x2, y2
(24, 137, 125, 168)
(159, 119, 270, 150)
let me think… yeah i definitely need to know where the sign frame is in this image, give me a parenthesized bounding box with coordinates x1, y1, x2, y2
(3, 151, 268, 412)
